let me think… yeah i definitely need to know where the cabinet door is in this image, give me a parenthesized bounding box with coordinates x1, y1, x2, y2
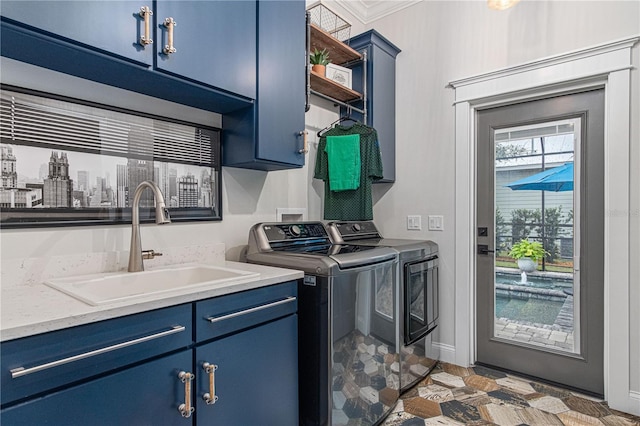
(0, 351, 193, 426)
(195, 315, 298, 425)
(256, 0, 306, 166)
(155, 1, 256, 99)
(0, 1, 153, 65)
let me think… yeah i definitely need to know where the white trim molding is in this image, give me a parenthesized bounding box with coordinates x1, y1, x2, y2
(448, 35, 640, 415)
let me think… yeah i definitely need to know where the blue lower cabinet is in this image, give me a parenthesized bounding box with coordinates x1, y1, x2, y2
(1, 350, 193, 426)
(0, 282, 300, 425)
(195, 315, 299, 425)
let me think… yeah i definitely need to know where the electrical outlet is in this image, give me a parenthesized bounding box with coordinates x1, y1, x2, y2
(428, 215, 444, 231)
(407, 215, 422, 230)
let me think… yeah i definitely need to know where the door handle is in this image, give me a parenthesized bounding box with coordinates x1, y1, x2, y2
(477, 244, 495, 255)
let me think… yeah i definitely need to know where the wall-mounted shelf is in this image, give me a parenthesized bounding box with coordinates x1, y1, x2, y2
(310, 24, 361, 65)
(306, 19, 366, 119)
(310, 70, 361, 102)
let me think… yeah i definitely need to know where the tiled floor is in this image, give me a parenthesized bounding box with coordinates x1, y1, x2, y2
(382, 362, 640, 426)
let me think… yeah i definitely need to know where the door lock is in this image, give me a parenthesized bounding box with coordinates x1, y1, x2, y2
(477, 244, 495, 255)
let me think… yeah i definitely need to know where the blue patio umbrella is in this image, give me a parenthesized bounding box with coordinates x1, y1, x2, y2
(505, 162, 574, 192)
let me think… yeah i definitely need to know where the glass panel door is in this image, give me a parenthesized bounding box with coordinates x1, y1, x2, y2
(494, 119, 580, 353)
(475, 89, 604, 395)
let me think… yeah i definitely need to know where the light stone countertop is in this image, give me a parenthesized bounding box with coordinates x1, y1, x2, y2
(1, 246, 303, 342)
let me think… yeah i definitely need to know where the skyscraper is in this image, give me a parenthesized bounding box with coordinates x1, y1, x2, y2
(0, 144, 17, 188)
(43, 151, 73, 207)
(178, 174, 199, 207)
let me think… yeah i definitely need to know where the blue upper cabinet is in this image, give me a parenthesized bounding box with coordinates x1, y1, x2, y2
(154, 1, 256, 99)
(0, 0, 153, 66)
(346, 30, 401, 183)
(223, 0, 306, 170)
(0, 1, 254, 113)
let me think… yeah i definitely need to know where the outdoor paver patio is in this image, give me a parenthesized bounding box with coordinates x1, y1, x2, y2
(495, 318, 574, 351)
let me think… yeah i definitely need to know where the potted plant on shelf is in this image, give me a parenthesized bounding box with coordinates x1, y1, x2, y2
(310, 48, 331, 76)
(508, 239, 547, 273)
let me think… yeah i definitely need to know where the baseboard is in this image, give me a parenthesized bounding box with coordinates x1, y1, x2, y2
(623, 390, 640, 416)
(434, 341, 457, 365)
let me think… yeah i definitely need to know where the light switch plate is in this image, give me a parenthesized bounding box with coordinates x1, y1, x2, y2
(407, 215, 421, 230)
(428, 215, 444, 231)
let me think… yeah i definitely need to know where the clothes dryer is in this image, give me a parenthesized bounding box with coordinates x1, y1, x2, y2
(327, 221, 440, 392)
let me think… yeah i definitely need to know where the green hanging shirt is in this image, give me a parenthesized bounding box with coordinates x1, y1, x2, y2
(314, 123, 383, 220)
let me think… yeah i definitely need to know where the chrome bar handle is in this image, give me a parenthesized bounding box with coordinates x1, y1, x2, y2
(163, 17, 177, 55)
(202, 362, 219, 405)
(178, 371, 195, 418)
(139, 6, 153, 46)
(10, 325, 186, 379)
(206, 296, 296, 323)
(298, 130, 308, 154)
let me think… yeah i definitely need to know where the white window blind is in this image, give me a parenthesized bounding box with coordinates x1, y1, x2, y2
(0, 88, 219, 168)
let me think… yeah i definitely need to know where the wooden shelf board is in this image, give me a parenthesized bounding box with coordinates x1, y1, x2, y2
(310, 24, 362, 65)
(310, 71, 361, 103)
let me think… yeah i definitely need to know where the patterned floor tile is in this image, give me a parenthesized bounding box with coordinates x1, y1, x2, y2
(403, 397, 442, 419)
(486, 388, 531, 408)
(478, 402, 525, 426)
(451, 385, 487, 402)
(381, 362, 640, 426)
(557, 410, 607, 425)
(600, 414, 640, 426)
(517, 406, 564, 425)
(563, 394, 612, 418)
(495, 376, 537, 395)
(422, 415, 465, 425)
(464, 375, 502, 392)
(530, 381, 573, 399)
(527, 395, 570, 414)
(439, 400, 484, 423)
(383, 411, 426, 426)
(431, 372, 467, 388)
(417, 384, 455, 402)
(442, 363, 474, 378)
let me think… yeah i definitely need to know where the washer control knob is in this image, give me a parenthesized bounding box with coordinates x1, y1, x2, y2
(351, 223, 361, 232)
(289, 225, 301, 237)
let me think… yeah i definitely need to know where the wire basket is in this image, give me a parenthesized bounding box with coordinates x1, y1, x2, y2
(307, 2, 351, 43)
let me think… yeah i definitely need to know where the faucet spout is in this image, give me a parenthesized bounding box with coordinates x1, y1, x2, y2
(128, 180, 171, 272)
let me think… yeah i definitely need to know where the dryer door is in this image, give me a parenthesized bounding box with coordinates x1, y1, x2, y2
(404, 256, 439, 345)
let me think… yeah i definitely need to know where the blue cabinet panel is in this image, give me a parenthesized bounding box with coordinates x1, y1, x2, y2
(346, 30, 401, 183)
(256, 0, 306, 165)
(222, 0, 306, 170)
(155, 1, 256, 99)
(1, 304, 192, 406)
(195, 280, 297, 342)
(195, 315, 298, 425)
(0, 0, 152, 65)
(1, 350, 193, 426)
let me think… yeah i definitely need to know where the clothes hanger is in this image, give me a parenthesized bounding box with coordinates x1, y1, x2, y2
(317, 106, 361, 137)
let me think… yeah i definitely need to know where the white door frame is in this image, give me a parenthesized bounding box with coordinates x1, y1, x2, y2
(448, 35, 639, 414)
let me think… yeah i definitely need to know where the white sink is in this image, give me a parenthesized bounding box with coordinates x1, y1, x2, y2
(45, 264, 260, 306)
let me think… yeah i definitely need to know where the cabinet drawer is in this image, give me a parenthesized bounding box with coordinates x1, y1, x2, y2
(1, 304, 192, 406)
(195, 281, 297, 343)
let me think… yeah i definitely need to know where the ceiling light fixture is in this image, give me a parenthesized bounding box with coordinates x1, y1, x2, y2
(487, 0, 520, 10)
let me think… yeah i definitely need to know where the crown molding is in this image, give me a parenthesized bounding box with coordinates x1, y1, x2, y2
(334, 0, 421, 24)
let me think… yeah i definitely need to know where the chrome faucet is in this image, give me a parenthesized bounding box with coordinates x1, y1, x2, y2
(128, 180, 171, 272)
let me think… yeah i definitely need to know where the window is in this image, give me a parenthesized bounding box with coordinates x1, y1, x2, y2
(0, 86, 221, 227)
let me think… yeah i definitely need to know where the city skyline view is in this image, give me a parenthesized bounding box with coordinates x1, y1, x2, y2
(1, 143, 217, 210)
